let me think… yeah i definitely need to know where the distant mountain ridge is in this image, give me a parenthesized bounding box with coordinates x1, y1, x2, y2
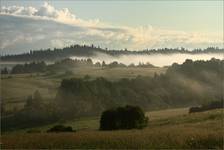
(1, 45, 223, 62)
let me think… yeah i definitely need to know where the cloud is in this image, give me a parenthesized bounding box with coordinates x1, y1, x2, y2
(1, 2, 102, 27)
(0, 2, 223, 54)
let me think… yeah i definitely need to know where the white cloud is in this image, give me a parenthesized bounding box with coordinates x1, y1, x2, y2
(1, 5, 37, 16)
(1, 2, 102, 27)
(0, 2, 223, 54)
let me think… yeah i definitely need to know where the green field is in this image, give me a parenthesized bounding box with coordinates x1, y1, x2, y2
(1, 108, 223, 149)
(69, 66, 166, 80)
(1, 66, 166, 111)
(3, 107, 189, 133)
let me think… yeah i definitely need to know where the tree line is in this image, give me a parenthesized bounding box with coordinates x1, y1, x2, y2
(1, 58, 155, 74)
(1, 44, 223, 62)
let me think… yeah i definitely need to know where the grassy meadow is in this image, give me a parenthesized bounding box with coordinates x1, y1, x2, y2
(1, 108, 223, 149)
(2, 107, 188, 133)
(1, 60, 223, 149)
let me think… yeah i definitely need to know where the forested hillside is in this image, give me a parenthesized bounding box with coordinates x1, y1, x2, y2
(55, 58, 223, 118)
(2, 58, 223, 131)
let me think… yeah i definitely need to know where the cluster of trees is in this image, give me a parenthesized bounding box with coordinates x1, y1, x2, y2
(51, 58, 154, 69)
(51, 58, 155, 69)
(189, 100, 223, 113)
(1, 44, 223, 62)
(100, 105, 148, 130)
(3, 62, 47, 74)
(167, 58, 223, 80)
(47, 125, 75, 132)
(1, 90, 58, 131)
(1, 67, 9, 74)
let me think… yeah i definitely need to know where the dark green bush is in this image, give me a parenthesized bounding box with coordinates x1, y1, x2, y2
(100, 105, 148, 130)
(189, 100, 223, 113)
(27, 129, 41, 133)
(47, 125, 75, 132)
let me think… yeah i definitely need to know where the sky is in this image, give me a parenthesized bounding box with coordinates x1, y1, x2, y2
(0, 0, 223, 54)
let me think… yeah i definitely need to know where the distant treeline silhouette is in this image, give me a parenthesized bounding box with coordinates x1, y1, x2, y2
(1, 44, 223, 61)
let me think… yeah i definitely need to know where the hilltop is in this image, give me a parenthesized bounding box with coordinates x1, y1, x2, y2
(1, 45, 223, 62)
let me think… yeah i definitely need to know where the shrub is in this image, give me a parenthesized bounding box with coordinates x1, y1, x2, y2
(189, 106, 201, 113)
(100, 105, 148, 130)
(47, 125, 75, 133)
(27, 129, 41, 133)
(189, 100, 223, 113)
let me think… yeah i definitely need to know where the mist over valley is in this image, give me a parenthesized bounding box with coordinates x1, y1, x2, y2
(1, 1, 223, 149)
(71, 52, 223, 67)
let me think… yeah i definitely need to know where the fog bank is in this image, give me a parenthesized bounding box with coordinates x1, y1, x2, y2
(71, 53, 224, 67)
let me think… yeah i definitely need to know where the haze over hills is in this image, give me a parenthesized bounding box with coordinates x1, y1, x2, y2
(1, 45, 223, 65)
(1, 1, 224, 149)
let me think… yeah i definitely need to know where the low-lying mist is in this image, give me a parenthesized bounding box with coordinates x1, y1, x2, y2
(71, 53, 224, 67)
